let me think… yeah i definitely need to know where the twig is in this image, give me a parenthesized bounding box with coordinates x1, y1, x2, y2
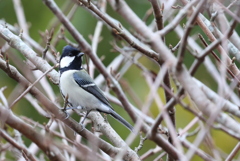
(24, 94, 50, 117)
(0, 87, 9, 108)
(142, 8, 153, 22)
(22, 116, 107, 161)
(10, 63, 59, 108)
(140, 146, 163, 160)
(170, 40, 181, 52)
(0, 24, 59, 84)
(180, 139, 214, 161)
(176, 0, 206, 70)
(150, 2, 176, 157)
(119, 79, 143, 108)
(156, 0, 198, 37)
(216, 1, 240, 24)
(134, 133, 147, 152)
(144, 63, 185, 160)
(45, 116, 54, 131)
(0, 104, 66, 161)
(12, 0, 29, 36)
(149, 0, 164, 31)
(0, 129, 38, 161)
(42, 28, 54, 59)
(198, 34, 237, 82)
(226, 142, 240, 161)
(89, 0, 106, 77)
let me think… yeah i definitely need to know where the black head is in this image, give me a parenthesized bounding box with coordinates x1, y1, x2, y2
(59, 45, 84, 74)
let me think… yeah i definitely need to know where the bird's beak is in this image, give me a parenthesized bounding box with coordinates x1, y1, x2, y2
(77, 52, 84, 57)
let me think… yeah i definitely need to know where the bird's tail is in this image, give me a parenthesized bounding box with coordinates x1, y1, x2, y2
(109, 109, 134, 133)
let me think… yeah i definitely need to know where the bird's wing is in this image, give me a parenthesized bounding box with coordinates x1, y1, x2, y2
(73, 70, 113, 109)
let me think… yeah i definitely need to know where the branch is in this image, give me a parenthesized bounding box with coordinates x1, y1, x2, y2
(0, 104, 65, 161)
(149, 0, 163, 31)
(176, 0, 206, 69)
(0, 25, 59, 84)
(0, 129, 38, 161)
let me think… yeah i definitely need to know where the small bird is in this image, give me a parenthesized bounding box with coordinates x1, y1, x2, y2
(59, 45, 134, 132)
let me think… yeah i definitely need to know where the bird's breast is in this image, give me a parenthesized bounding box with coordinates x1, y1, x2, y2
(59, 70, 102, 111)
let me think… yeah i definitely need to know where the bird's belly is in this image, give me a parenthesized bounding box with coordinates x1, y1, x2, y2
(59, 71, 101, 111)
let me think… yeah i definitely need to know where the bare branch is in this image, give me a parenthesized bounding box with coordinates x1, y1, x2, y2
(0, 129, 38, 161)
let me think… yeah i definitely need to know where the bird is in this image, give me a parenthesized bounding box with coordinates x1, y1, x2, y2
(59, 45, 134, 132)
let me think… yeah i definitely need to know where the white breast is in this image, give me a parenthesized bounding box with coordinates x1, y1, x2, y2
(59, 70, 103, 111)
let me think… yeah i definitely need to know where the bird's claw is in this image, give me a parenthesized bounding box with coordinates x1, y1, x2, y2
(61, 108, 70, 119)
(80, 123, 85, 132)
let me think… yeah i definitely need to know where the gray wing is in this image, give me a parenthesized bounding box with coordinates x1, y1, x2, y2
(73, 71, 113, 109)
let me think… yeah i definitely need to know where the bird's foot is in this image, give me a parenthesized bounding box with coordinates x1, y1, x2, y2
(61, 106, 83, 119)
(61, 108, 70, 119)
(80, 123, 85, 132)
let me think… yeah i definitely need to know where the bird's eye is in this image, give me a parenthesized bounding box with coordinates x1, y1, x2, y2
(69, 52, 74, 56)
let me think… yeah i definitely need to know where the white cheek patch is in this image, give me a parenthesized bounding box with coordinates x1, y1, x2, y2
(60, 56, 75, 68)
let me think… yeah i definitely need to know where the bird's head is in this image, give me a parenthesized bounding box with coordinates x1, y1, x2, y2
(59, 45, 84, 73)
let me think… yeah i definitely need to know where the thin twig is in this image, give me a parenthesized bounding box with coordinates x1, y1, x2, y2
(156, 0, 198, 37)
(0, 87, 9, 108)
(0, 129, 38, 161)
(13, 0, 29, 36)
(42, 28, 54, 59)
(226, 142, 240, 161)
(149, 0, 164, 31)
(198, 34, 237, 81)
(176, 0, 206, 70)
(10, 63, 59, 108)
